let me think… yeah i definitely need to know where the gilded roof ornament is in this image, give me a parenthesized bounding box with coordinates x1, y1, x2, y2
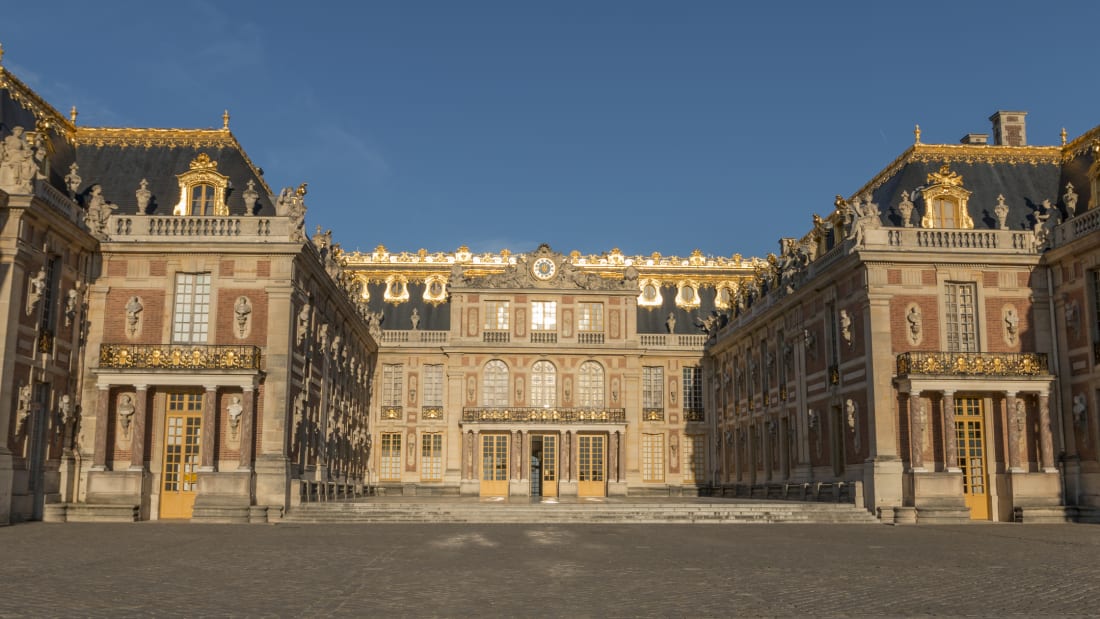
(0, 42, 4, 65)
(926, 164, 963, 187)
(296, 182, 308, 197)
(914, 124, 921, 145)
(1061, 127, 1067, 146)
(222, 109, 230, 130)
(70, 106, 77, 124)
(189, 152, 218, 171)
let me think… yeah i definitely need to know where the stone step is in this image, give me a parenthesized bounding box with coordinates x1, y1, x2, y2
(282, 500, 880, 524)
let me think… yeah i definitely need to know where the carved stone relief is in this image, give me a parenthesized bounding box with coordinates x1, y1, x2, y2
(845, 399, 860, 453)
(227, 395, 244, 441)
(125, 296, 144, 338)
(906, 303, 922, 346)
(839, 310, 852, 348)
(135, 178, 152, 213)
(993, 194, 1009, 230)
(0, 126, 41, 194)
(25, 267, 46, 316)
(234, 296, 252, 338)
(1003, 305, 1020, 346)
(117, 394, 136, 441)
(1072, 393, 1087, 428)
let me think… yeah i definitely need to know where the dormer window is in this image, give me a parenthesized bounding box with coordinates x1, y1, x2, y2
(173, 153, 230, 216)
(920, 164, 974, 229)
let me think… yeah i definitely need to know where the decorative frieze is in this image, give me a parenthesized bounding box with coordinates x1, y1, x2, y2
(896, 351, 1048, 377)
(98, 343, 262, 370)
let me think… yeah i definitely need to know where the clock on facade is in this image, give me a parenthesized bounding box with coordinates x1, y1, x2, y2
(532, 257, 557, 281)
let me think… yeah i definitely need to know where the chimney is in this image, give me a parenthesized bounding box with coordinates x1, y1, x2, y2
(960, 133, 989, 145)
(990, 111, 1027, 146)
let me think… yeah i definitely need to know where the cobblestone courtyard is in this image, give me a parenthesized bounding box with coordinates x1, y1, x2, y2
(1, 522, 1097, 617)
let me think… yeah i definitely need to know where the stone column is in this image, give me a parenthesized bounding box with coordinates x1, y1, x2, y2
(909, 392, 925, 471)
(239, 386, 255, 470)
(610, 431, 620, 483)
(1006, 392, 1022, 472)
(1038, 392, 1056, 472)
(129, 385, 149, 470)
(763, 421, 773, 481)
(562, 431, 571, 482)
(199, 385, 218, 471)
(779, 418, 790, 480)
(92, 385, 111, 470)
(943, 391, 959, 472)
(747, 425, 757, 484)
(733, 427, 742, 482)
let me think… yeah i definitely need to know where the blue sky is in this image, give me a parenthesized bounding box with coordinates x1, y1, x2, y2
(3, 1, 1097, 259)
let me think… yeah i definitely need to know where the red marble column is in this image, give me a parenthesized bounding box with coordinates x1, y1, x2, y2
(1006, 393, 1022, 471)
(92, 385, 111, 470)
(909, 392, 925, 471)
(943, 391, 959, 472)
(129, 385, 148, 470)
(238, 386, 254, 470)
(200, 385, 218, 470)
(1038, 393, 1056, 471)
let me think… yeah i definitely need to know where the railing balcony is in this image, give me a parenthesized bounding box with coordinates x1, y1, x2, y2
(683, 409, 705, 422)
(381, 406, 403, 420)
(381, 330, 449, 345)
(531, 332, 558, 344)
(639, 334, 708, 348)
(577, 332, 605, 344)
(896, 351, 1049, 377)
(483, 330, 510, 343)
(421, 406, 444, 420)
(462, 407, 626, 424)
(108, 214, 284, 242)
(98, 343, 261, 370)
(642, 408, 665, 422)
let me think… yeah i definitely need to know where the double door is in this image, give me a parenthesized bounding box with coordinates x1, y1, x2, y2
(161, 393, 203, 519)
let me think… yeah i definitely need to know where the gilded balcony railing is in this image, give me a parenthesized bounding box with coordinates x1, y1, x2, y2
(683, 409, 705, 422)
(896, 351, 1049, 377)
(462, 407, 626, 424)
(99, 343, 261, 370)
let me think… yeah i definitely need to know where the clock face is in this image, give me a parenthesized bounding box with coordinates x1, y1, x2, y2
(532, 257, 556, 281)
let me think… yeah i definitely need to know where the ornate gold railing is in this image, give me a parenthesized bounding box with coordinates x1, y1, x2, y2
(642, 408, 665, 422)
(896, 351, 1049, 377)
(683, 409, 705, 422)
(99, 343, 261, 370)
(381, 406, 403, 420)
(462, 407, 626, 424)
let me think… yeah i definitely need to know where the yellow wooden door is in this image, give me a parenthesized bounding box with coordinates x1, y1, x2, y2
(540, 434, 558, 497)
(955, 397, 990, 520)
(160, 393, 203, 519)
(577, 434, 606, 497)
(480, 434, 509, 497)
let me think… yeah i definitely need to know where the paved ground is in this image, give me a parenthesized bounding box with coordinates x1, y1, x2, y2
(1, 521, 1098, 618)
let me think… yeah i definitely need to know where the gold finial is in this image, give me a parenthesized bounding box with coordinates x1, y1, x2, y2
(222, 109, 230, 130)
(70, 106, 78, 124)
(296, 182, 308, 197)
(0, 42, 5, 64)
(1061, 127, 1067, 146)
(914, 124, 921, 145)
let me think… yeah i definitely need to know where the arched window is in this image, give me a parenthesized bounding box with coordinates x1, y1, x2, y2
(920, 165, 973, 229)
(482, 360, 508, 407)
(577, 361, 605, 408)
(530, 360, 557, 408)
(190, 183, 215, 216)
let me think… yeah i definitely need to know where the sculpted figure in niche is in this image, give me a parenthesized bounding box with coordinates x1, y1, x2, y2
(125, 296, 143, 336)
(839, 310, 852, 347)
(666, 312, 676, 334)
(906, 305, 922, 344)
(65, 162, 82, 197)
(1064, 182, 1079, 217)
(1014, 400, 1026, 432)
(26, 267, 46, 316)
(235, 296, 252, 337)
(117, 394, 136, 438)
(296, 303, 311, 345)
(1072, 393, 1087, 427)
(0, 126, 38, 192)
(410, 308, 420, 330)
(16, 383, 33, 435)
(1064, 300, 1080, 339)
(1004, 307, 1019, 345)
(227, 395, 244, 439)
(84, 184, 117, 240)
(64, 287, 81, 327)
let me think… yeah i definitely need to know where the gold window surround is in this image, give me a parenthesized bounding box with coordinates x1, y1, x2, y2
(714, 282, 737, 309)
(638, 278, 663, 308)
(172, 153, 230, 216)
(920, 164, 974, 229)
(423, 275, 448, 305)
(384, 275, 410, 305)
(1088, 143, 1100, 209)
(675, 280, 702, 309)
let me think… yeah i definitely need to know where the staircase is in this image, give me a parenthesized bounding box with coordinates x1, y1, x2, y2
(282, 499, 880, 524)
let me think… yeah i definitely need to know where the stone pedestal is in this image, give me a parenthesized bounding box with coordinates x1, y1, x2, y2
(192, 470, 253, 523)
(509, 479, 530, 497)
(84, 469, 149, 520)
(909, 471, 970, 523)
(558, 481, 578, 497)
(0, 449, 13, 525)
(253, 454, 290, 512)
(608, 481, 628, 496)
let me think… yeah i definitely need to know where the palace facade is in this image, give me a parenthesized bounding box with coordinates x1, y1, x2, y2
(2, 44, 1099, 523)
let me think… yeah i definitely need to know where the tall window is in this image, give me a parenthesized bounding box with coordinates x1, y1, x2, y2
(482, 360, 509, 406)
(190, 184, 215, 216)
(484, 301, 509, 331)
(643, 366, 664, 410)
(380, 432, 401, 481)
(531, 301, 557, 331)
(827, 303, 839, 366)
(530, 360, 557, 407)
(382, 364, 404, 407)
(38, 256, 60, 332)
(420, 433, 443, 482)
(1092, 271, 1100, 343)
(931, 197, 958, 228)
(172, 273, 212, 343)
(682, 367, 703, 414)
(760, 340, 771, 395)
(945, 282, 978, 352)
(577, 361, 605, 408)
(642, 433, 665, 482)
(423, 365, 444, 408)
(683, 434, 705, 483)
(577, 302, 604, 332)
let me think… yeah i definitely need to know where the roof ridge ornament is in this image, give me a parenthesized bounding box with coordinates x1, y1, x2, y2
(926, 164, 963, 187)
(914, 124, 921, 145)
(223, 109, 230, 130)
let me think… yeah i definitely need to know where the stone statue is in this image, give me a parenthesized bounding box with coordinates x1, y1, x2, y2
(25, 267, 46, 316)
(846, 399, 860, 452)
(1032, 199, 1060, 249)
(296, 303, 311, 346)
(1064, 182, 1079, 217)
(1014, 400, 1026, 432)
(277, 185, 308, 242)
(58, 394, 75, 433)
(135, 178, 152, 213)
(64, 287, 81, 327)
(366, 311, 383, 340)
(234, 296, 252, 337)
(1065, 299, 1080, 339)
(906, 305, 922, 344)
(117, 394, 136, 438)
(83, 184, 116, 240)
(0, 126, 38, 193)
(897, 191, 915, 228)
(1004, 307, 1019, 345)
(839, 310, 852, 347)
(65, 162, 82, 197)
(666, 312, 676, 334)
(16, 383, 33, 435)
(410, 307, 420, 330)
(227, 395, 244, 439)
(125, 296, 143, 336)
(242, 179, 259, 215)
(994, 194, 1010, 230)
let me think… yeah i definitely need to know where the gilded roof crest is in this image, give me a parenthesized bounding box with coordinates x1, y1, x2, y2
(926, 164, 963, 187)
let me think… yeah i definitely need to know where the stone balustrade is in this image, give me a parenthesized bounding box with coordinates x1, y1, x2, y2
(107, 214, 289, 241)
(640, 333, 708, 348)
(462, 407, 627, 424)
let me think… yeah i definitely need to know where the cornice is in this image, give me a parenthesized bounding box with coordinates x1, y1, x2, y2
(0, 67, 76, 138)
